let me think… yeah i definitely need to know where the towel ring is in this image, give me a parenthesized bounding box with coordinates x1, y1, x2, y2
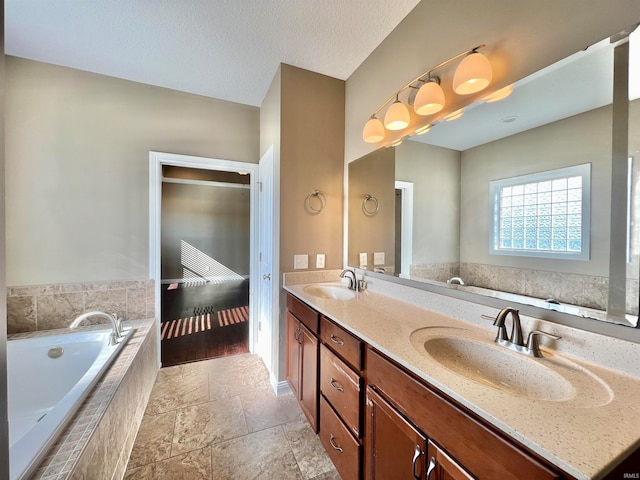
(363, 194, 379, 216)
(305, 190, 326, 214)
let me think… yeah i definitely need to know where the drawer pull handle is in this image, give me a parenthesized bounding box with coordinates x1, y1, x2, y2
(330, 378, 344, 392)
(330, 335, 345, 346)
(412, 445, 422, 480)
(329, 434, 344, 453)
(426, 457, 436, 480)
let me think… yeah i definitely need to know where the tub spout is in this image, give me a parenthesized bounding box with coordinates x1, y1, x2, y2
(70, 311, 123, 344)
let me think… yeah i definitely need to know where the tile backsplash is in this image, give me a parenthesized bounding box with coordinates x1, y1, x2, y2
(7, 279, 155, 334)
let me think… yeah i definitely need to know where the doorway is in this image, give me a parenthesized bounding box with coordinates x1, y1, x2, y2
(159, 166, 251, 366)
(149, 152, 270, 369)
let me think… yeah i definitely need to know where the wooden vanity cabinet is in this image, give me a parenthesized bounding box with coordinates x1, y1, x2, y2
(427, 440, 475, 480)
(286, 295, 320, 432)
(366, 348, 563, 480)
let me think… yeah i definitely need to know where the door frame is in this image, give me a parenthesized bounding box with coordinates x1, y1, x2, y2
(395, 181, 413, 278)
(149, 151, 260, 366)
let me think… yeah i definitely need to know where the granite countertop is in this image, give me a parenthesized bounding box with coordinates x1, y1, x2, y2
(284, 281, 640, 480)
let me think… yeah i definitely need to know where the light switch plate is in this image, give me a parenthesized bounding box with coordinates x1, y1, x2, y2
(294, 254, 308, 270)
(316, 254, 325, 269)
(359, 252, 368, 266)
(374, 252, 385, 265)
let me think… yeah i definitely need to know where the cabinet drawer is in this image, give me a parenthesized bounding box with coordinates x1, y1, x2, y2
(366, 348, 560, 480)
(321, 315, 362, 370)
(287, 294, 319, 334)
(320, 344, 361, 438)
(319, 395, 360, 480)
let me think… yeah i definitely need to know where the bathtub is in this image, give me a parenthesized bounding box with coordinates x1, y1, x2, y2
(8, 327, 134, 480)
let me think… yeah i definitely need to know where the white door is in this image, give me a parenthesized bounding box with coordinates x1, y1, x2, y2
(257, 147, 275, 369)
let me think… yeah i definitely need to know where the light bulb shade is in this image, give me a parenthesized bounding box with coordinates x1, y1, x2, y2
(363, 117, 385, 143)
(453, 52, 492, 95)
(384, 101, 410, 130)
(414, 81, 445, 115)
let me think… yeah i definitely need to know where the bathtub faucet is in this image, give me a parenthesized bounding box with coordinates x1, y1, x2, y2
(70, 311, 123, 345)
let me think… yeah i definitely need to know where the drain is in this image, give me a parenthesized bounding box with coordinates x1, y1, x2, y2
(48, 346, 64, 359)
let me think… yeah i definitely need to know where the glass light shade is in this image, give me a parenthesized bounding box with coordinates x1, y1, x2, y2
(442, 109, 464, 122)
(453, 52, 492, 95)
(384, 100, 410, 130)
(414, 81, 445, 115)
(482, 84, 513, 103)
(363, 117, 385, 143)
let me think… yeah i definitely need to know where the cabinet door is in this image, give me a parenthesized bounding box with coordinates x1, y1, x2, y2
(365, 387, 428, 480)
(286, 312, 300, 399)
(299, 322, 319, 432)
(426, 441, 475, 480)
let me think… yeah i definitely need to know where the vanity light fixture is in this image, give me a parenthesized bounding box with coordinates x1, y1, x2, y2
(362, 44, 492, 143)
(384, 95, 411, 130)
(482, 84, 513, 103)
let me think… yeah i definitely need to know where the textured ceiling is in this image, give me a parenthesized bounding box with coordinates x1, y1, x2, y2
(5, 0, 421, 107)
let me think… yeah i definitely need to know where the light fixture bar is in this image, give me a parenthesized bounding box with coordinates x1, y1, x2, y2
(370, 44, 486, 117)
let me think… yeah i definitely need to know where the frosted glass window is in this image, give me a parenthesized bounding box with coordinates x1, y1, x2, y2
(490, 164, 590, 260)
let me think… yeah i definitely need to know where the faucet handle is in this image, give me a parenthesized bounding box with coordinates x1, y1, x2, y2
(525, 330, 561, 357)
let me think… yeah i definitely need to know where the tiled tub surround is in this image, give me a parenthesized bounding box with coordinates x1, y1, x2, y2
(7, 279, 155, 333)
(284, 272, 640, 479)
(8, 318, 158, 479)
(409, 262, 640, 315)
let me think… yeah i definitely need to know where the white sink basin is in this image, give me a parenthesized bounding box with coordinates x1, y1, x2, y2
(410, 326, 613, 406)
(303, 284, 356, 300)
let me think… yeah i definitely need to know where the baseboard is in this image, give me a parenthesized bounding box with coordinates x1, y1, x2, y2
(271, 375, 292, 396)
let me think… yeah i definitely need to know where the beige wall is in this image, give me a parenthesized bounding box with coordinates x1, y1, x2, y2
(396, 140, 460, 265)
(280, 64, 345, 274)
(345, 0, 640, 164)
(460, 105, 613, 276)
(348, 147, 395, 269)
(5, 56, 259, 286)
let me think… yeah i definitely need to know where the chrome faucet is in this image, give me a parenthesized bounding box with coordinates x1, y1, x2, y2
(339, 269, 358, 291)
(483, 307, 561, 358)
(447, 276, 465, 285)
(70, 311, 123, 345)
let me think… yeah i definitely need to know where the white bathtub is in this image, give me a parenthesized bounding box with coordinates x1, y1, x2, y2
(8, 327, 134, 480)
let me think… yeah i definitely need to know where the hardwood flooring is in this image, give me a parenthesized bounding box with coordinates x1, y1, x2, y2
(161, 280, 249, 367)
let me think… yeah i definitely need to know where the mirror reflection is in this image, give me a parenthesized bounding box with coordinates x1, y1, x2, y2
(348, 30, 640, 327)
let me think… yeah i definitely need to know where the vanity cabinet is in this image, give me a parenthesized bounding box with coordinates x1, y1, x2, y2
(286, 295, 319, 432)
(366, 348, 562, 480)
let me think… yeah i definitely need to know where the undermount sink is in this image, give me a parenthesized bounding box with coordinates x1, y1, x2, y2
(303, 283, 356, 300)
(410, 326, 613, 406)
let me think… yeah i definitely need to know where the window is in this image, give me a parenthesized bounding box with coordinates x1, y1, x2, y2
(490, 164, 590, 260)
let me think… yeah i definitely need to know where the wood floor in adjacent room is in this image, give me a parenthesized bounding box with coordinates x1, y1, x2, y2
(124, 353, 340, 480)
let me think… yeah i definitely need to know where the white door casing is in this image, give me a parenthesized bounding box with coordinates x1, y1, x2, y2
(149, 151, 260, 367)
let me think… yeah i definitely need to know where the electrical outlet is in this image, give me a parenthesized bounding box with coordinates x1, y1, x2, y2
(294, 254, 308, 270)
(359, 252, 368, 266)
(316, 254, 325, 269)
(374, 252, 385, 265)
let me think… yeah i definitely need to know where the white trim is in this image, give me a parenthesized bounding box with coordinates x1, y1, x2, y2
(272, 377, 292, 397)
(395, 181, 414, 278)
(161, 176, 251, 189)
(149, 151, 259, 367)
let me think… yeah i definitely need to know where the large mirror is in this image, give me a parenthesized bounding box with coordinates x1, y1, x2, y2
(348, 28, 640, 328)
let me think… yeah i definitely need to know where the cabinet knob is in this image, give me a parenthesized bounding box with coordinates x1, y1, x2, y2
(412, 445, 422, 480)
(329, 378, 344, 392)
(426, 457, 437, 480)
(329, 434, 344, 453)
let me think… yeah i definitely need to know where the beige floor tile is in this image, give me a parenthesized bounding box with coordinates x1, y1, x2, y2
(145, 367, 209, 416)
(309, 469, 342, 480)
(125, 446, 211, 480)
(172, 396, 248, 456)
(211, 426, 302, 480)
(206, 354, 270, 400)
(240, 387, 304, 433)
(127, 411, 176, 469)
(283, 417, 335, 479)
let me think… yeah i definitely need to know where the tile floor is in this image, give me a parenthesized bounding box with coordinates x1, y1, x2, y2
(124, 353, 341, 479)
